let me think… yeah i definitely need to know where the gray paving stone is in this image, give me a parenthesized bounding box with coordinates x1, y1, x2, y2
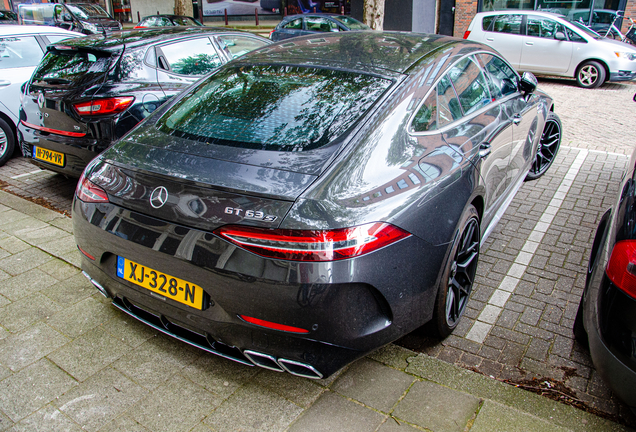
(55, 367, 148, 432)
(0, 322, 69, 372)
(102, 313, 158, 349)
(41, 272, 95, 306)
(0, 210, 30, 229)
(113, 335, 200, 391)
(9, 404, 83, 432)
(46, 296, 118, 338)
(205, 382, 304, 432)
(36, 236, 78, 257)
(0, 248, 53, 276)
(37, 259, 80, 282)
(0, 358, 77, 422)
(286, 391, 383, 432)
(181, 353, 260, 399)
(0, 236, 30, 255)
(49, 216, 73, 234)
(331, 358, 415, 413)
(129, 374, 222, 432)
(471, 400, 573, 432)
(0, 411, 13, 432)
(252, 368, 325, 408)
(98, 416, 151, 432)
(48, 326, 132, 382)
(376, 417, 421, 431)
(392, 380, 479, 432)
(0, 292, 62, 332)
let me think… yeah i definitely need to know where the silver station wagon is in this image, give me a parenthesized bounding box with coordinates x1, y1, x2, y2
(465, 10, 636, 88)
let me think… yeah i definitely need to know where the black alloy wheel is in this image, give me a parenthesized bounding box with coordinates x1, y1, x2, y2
(525, 112, 562, 181)
(434, 204, 480, 338)
(0, 118, 15, 167)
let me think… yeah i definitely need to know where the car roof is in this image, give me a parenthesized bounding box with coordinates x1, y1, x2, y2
(141, 14, 197, 20)
(0, 25, 83, 36)
(476, 10, 564, 18)
(237, 31, 477, 75)
(49, 27, 260, 52)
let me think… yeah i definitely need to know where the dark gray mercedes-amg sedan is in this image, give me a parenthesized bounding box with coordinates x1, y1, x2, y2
(73, 32, 561, 379)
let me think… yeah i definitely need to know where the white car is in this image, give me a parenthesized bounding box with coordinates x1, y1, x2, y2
(464, 11, 636, 88)
(0, 25, 82, 166)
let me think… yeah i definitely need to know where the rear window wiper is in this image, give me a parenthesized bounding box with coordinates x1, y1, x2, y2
(41, 78, 71, 85)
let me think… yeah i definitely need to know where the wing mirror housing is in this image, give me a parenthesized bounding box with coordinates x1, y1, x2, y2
(518, 72, 537, 94)
(555, 31, 566, 41)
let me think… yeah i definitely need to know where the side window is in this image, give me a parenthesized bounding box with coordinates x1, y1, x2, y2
(306, 17, 336, 32)
(446, 57, 491, 116)
(283, 18, 302, 29)
(217, 35, 267, 59)
(45, 34, 77, 44)
(412, 91, 438, 132)
(0, 36, 44, 69)
(477, 54, 518, 100)
(527, 16, 565, 39)
(157, 17, 173, 26)
(565, 28, 585, 43)
(158, 37, 222, 76)
(437, 75, 462, 127)
(482, 15, 495, 31)
(492, 14, 522, 34)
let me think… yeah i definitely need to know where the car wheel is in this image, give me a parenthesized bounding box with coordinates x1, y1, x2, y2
(433, 204, 480, 338)
(525, 112, 562, 181)
(0, 118, 16, 167)
(576, 61, 606, 88)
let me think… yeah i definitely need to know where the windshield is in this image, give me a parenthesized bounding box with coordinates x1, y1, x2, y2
(0, 10, 17, 21)
(568, 20, 602, 38)
(66, 4, 110, 19)
(334, 16, 369, 30)
(158, 65, 391, 152)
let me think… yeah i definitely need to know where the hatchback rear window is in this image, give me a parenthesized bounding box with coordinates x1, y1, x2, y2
(31, 48, 113, 87)
(158, 65, 391, 152)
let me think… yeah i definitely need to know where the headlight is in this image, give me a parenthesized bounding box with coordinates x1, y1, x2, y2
(82, 22, 99, 34)
(615, 51, 636, 61)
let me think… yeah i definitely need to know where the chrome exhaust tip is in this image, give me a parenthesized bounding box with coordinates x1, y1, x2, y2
(82, 271, 110, 298)
(278, 358, 323, 380)
(244, 350, 285, 372)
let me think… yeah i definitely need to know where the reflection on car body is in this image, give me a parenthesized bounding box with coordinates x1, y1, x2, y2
(73, 32, 561, 379)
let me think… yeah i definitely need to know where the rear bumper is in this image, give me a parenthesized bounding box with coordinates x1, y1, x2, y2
(73, 198, 448, 378)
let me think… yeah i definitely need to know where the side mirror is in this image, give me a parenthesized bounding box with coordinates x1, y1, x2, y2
(518, 72, 537, 94)
(554, 31, 566, 41)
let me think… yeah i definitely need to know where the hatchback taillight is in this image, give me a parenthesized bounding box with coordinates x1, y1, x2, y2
(76, 171, 109, 203)
(73, 97, 134, 116)
(606, 240, 636, 299)
(463, 31, 471, 39)
(214, 222, 410, 262)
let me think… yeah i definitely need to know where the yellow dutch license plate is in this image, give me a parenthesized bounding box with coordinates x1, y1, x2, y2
(33, 146, 65, 167)
(116, 256, 203, 310)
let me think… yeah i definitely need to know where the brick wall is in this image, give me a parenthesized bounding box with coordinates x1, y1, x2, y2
(454, 0, 478, 38)
(623, 0, 636, 33)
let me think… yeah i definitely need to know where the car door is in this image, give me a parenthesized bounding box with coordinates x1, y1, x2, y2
(0, 34, 45, 125)
(478, 53, 538, 189)
(480, 14, 524, 68)
(273, 17, 303, 41)
(519, 15, 572, 73)
(155, 36, 224, 98)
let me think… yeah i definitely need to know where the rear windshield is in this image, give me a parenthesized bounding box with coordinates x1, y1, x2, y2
(334, 16, 369, 30)
(157, 65, 391, 152)
(66, 4, 110, 19)
(31, 48, 113, 87)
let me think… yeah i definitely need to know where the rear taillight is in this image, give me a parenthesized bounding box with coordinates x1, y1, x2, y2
(73, 97, 134, 116)
(269, 29, 275, 39)
(606, 240, 636, 299)
(133, 25, 146, 29)
(214, 222, 410, 262)
(240, 315, 309, 334)
(76, 171, 109, 203)
(463, 31, 471, 39)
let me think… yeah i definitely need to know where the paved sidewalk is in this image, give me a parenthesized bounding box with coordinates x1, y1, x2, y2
(0, 191, 628, 431)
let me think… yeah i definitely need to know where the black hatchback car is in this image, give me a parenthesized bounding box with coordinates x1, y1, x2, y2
(74, 32, 560, 379)
(18, 27, 269, 177)
(269, 14, 369, 41)
(575, 144, 636, 410)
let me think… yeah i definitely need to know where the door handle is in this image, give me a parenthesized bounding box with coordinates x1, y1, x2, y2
(512, 114, 522, 125)
(479, 143, 491, 158)
(486, 37, 494, 41)
(0, 80, 10, 88)
(525, 41, 534, 46)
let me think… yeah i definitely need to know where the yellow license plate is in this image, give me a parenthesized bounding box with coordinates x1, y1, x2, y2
(116, 256, 203, 310)
(33, 146, 65, 167)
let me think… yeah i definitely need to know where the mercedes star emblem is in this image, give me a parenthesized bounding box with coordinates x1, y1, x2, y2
(150, 186, 169, 209)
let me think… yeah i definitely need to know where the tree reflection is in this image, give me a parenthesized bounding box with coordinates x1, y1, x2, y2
(170, 53, 220, 76)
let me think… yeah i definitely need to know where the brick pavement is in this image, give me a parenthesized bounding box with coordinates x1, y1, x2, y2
(0, 78, 635, 428)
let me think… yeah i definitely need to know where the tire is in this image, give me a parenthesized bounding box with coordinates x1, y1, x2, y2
(576, 60, 606, 89)
(525, 112, 562, 181)
(433, 204, 480, 338)
(0, 118, 16, 168)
